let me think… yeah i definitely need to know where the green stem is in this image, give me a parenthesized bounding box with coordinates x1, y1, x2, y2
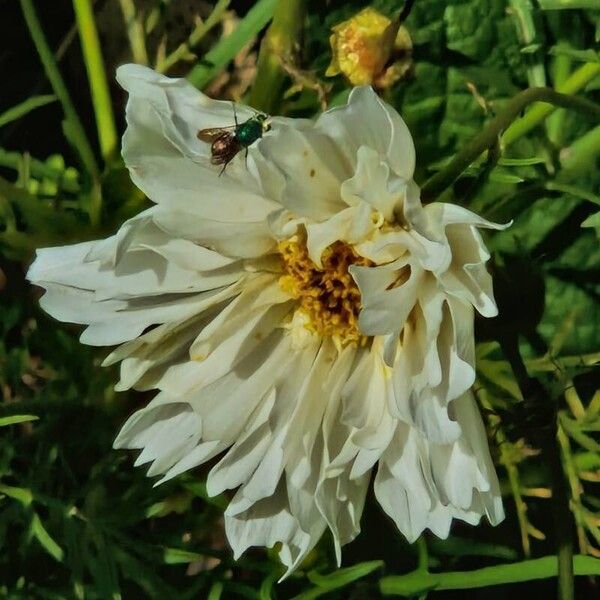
(497, 343, 574, 600)
(546, 41, 572, 145)
(547, 428, 575, 600)
(559, 123, 600, 177)
(187, 0, 277, 90)
(0, 148, 80, 193)
(558, 425, 589, 554)
(416, 537, 428, 571)
(379, 555, 600, 596)
(503, 63, 600, 145)
(247, 0, 306, 113)
(478, 389, 532, 556)
(118, 0, 149, 65)
(72, 0, 118, 164)
(508, 0, 546, 88)
(421, 87, 600, 201)
(19, 0, 99, 179)
(156, 0, 230, 73)
(538, 0, 600, 8)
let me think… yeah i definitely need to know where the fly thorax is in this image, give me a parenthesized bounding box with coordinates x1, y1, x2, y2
(236, 121, 263, 147)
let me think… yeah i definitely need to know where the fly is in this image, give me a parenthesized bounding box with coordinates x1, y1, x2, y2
(197, 104, 271, 175)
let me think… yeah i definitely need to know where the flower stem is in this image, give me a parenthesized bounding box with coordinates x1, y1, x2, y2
(497, 341, 574, 600)
(19, 0, 99, 180)
(478, 388, 533, 556)
(379, 555, 600, 596)
(538, 0, 600, 8)
(503, 62, 600, 145)
(548, 429, 575, 600)
(246, 0, 306, 113)
(421, 87, 600, 201)
(0, 148, 80, 193)
(187, 0, 277, 90)
(118, 0, 149, 65)
(560, 123, 600, 177)
(398, 0, 417, 24)
(72, 0, 118, 164)
(156, 0, 230, 73)
(508, 0, 546, 88)
(416, 536, 428, 570)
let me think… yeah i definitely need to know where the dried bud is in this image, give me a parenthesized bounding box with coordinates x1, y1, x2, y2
(326, 7, 412, 89)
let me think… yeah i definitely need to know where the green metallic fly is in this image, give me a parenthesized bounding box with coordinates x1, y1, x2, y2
(197, 104, 271, 175)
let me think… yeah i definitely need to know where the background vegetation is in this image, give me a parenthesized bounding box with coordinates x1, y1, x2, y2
(0, 0, 599, 598)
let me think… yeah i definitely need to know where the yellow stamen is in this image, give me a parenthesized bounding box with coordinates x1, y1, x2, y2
(278, 236, 372, 347)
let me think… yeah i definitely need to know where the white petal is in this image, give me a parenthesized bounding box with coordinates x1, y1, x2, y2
(374, 425, 432, 542)
(114, 396, 205, 478)
(159, 301, 292, 395)
(317, 86, 416, 181)
(256, 125, 349, 220)
(305, 202, 375, 266)
(117, 64, 278, 220)
(351, 260, 423, 336)
(225, 484, 325, 577)
(438, 223, 499, 317)
(152, 209, 275, 259)
(340, 145, 407, 222)
(207, 388, 277, 496)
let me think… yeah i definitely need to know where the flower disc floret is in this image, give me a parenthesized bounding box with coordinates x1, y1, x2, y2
(279, 237, 371, 346)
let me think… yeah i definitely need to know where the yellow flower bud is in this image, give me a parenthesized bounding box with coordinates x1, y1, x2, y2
(326, 7, 412, 88)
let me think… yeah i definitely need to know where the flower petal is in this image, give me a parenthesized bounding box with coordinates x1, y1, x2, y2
(256, 124, 349, 220)
(117, 64, 278, 221)
(317, 86, 416, 181)
(340, 145, 407, 221)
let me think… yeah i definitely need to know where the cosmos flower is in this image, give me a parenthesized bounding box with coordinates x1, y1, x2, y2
(28, 64, 505, 574)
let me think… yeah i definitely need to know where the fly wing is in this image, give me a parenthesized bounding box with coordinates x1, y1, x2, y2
(197, 126, 235, 143)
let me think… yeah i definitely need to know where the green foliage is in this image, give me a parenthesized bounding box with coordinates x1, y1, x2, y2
(1, 0, 599, 598)
(0, 96, 57, 129)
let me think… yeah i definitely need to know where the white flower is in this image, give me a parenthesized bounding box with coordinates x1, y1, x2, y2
(28, 64, 506, 575)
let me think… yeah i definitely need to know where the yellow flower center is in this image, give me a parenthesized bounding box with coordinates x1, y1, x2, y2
(278, 237, 372, 346)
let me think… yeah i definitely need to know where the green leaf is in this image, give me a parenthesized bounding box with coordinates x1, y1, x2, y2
(477, 356, 523, 401)
(429, 537, 518, 560)
(489, 171, 526, 184)
(87, 529, 121, 599)
(0, 414, 38, 427)
(538, 0, 600, 9)
(549, 46, 600, 63)
(293, 561, 384, 600)
(259, 571, 279, 600)
(163, 547, 206, 564)
(207, 582, 224, 600)
(573, 451, 600, 471)
(19, 0, 99, 178)
(545, 182, 600, 206)
(187, 0, 277, 89)
(520, 43, 543, 54)
(379, 556, 600, 595)
(498, 157, 546, 166)
(182, 479, 228, 509)
(0, 483, 33, 506)
(30, 513, 64, 562)
(582, 211, 600, 236)
(0, 95, 56, 128)
(444, 3, 495, 60)
(113, 547, 176, 599)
